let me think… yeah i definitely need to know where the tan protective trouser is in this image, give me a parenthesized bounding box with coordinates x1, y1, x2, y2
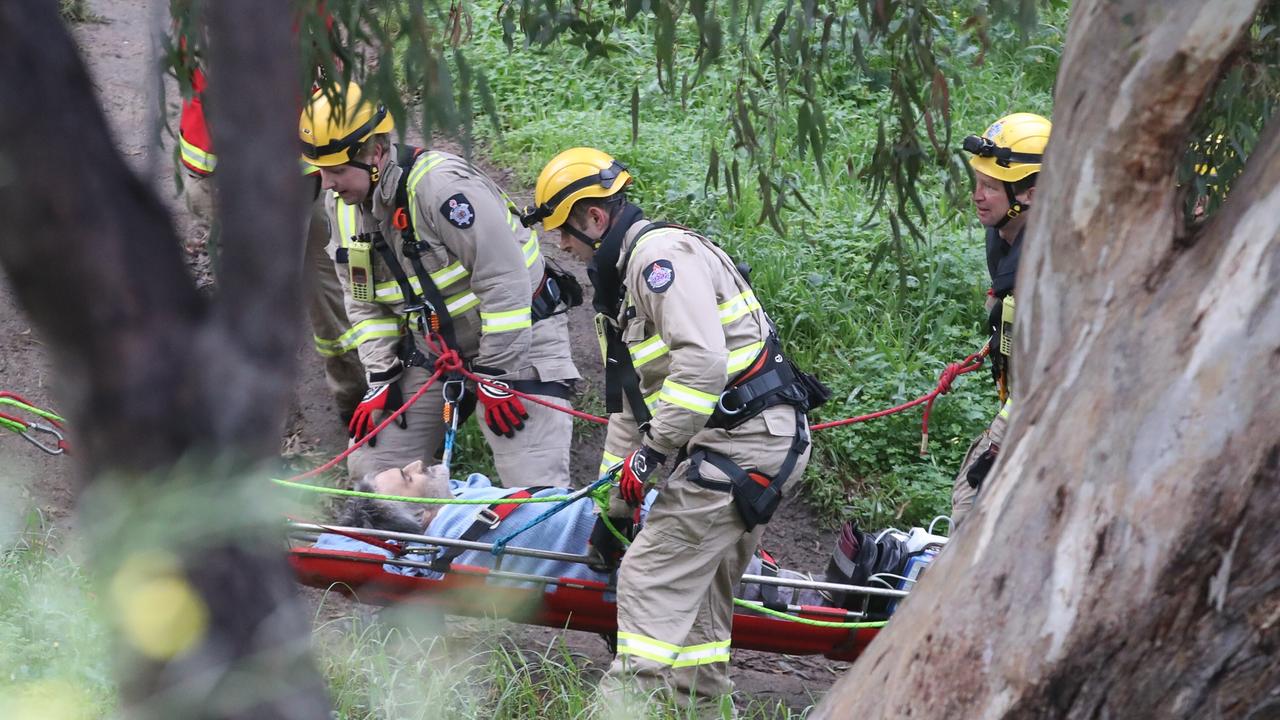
(345, 364, 575, 487)
(599, 406, 810, 717)
(950, 399, 1010, 529)
(304, 196, 366, 413)
(183, 170, 216, 244)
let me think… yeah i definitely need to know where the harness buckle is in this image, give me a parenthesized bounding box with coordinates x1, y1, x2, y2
(477, 508, 502, 529)
(716, 390, 746, 416)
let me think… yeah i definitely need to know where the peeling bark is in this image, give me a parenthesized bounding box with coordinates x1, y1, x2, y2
(815, 1, 1279, 718)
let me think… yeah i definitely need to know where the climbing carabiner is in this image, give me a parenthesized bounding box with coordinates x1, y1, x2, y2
(20, 421, 66, 455)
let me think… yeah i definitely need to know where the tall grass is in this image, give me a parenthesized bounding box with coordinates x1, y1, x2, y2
(0, 519, 807, 719)
(439, 4, 1065, 526)
(0, 515, 114, 720)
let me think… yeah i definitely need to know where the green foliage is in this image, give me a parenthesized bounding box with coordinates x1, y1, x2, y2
(441, 3, 1059, 527)
(1178, 6, 1280, 223)
(0, 516, 115, 719)
(316, 609, 807, 719)
(58, 0, 99, 23)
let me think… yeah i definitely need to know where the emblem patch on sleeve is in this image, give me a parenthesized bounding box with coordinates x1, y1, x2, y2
(643, 259, 675, 293)
(441, 193, 475, 229)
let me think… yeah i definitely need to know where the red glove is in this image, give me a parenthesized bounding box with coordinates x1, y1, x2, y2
(348, 382, 405, 446)
(477, 378, 528, 438)
(619, 446, 666, 506)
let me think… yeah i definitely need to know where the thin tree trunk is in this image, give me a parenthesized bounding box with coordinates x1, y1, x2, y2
(815, 1, 1280, 718)
(0, 1, 329, 718)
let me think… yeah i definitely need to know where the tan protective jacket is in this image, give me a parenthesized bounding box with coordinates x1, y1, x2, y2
(599, 220, 773, 464)
(324, 150, 578, 385)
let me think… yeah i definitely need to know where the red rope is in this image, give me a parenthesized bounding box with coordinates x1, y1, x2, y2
(283, 335, 989, 485)
(460, 368, 611, 424)
(811, 345, 989, 454)
(285, 340, 463, 482)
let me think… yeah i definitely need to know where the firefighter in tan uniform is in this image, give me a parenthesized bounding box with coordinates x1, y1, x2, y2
(299, 84, 580, 486)
(523, 148, 827, 715)
(950, 113, 1051, 528)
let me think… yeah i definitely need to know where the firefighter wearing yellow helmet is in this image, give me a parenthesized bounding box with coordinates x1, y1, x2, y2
(524, 148, 828, 714)
(950, 112, 1051, 527)
(300, 83, 580, 486)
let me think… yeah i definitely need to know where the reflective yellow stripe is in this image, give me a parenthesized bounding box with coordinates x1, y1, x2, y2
(632, 228, 682, 252)
(616, 632, 730, 668)
(998, 398, 1012, 419)
(629, 334, 669, 368)
(407, 151, 448, 234)
(718, 290, 761, 325)
(430, 261, 470, 290)
(658, 379, 718, 415)
(373, 275, 422, 303)
(644, 391, 660, 412)
(479, 306, 532, 333)
(335, 199, 359, 248)
(179, 136, 216, 174)
(598, 451, 623, 476)
(726, 341, 765, 375)
(314, 318, 402, 356)
(446, 291, 481, 315)
(671, 639, 732, 668)
(522, 235, 541, 268)
(301, 161, 319, 176)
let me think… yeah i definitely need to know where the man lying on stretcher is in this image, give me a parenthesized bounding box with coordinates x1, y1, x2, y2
(312, 461, 947, 614)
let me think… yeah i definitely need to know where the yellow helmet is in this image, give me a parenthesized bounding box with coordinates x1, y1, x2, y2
(299, 82, 394, 168)
(523, 147, 632, 230)
(963, 113, 1051, 183)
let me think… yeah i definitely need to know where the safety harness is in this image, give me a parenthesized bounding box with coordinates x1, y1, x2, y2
(591, 211, 830, 530)
(429, 486, 551, 572)
(354, 146, 579, 382)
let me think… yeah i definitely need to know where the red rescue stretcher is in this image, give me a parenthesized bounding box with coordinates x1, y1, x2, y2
(287, 521, 901, 662)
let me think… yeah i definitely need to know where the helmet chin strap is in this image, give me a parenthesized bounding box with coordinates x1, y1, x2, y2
(994, 181, 1029, 230)
(346, 149, 383, 203)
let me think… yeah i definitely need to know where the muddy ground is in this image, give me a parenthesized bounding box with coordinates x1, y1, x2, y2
(0, 0, 851, 712)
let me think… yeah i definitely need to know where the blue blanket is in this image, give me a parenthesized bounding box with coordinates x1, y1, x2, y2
(312, 473, 809, 603)
(314, 474, 612, 589)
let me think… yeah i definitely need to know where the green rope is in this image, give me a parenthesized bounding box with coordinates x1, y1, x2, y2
(272, 477, 581, 506)
(732, 598, 887, 629)
(0, 415, 25, 433)
(0, 397, 64, 424)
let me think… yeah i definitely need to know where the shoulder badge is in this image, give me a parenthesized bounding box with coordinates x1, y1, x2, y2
(440, 193, 475, 229)
(643, 259, 675, 293)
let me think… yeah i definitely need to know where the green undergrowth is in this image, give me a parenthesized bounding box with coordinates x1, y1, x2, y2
(0, 517, 807, 718)
(316, 598, 808, 719)
(0, 513, 115, 719)
(429, 4, 1063, 527)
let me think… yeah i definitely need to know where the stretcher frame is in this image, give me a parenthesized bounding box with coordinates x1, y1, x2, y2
(287, 521, 903, 661)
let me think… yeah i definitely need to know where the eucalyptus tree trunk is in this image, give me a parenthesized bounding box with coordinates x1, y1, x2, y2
(0, 1, 329, 718)
(815, 1, 1280, 717)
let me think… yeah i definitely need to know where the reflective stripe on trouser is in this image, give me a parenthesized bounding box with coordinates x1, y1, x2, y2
(950, 398, 1010, 530)
(345, 364, 448, 482)
(600, 409, 810, 715)
(305, 196, 366, 411)
(478, 391, 574, 487)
